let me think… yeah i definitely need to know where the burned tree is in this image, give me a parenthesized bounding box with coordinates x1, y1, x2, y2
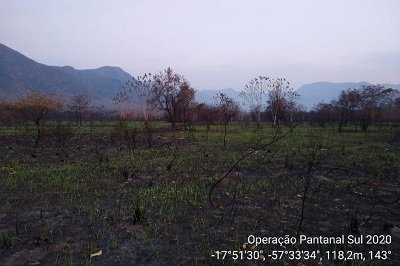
(358, 84, 395, 132)
(335, 89, 362, 132)
(216, 92, 239, 147)
(176, 83, 196, 129)
(15, 91, 62, 147)
(0, 99, 14, 126)
(115, 67, 196, 129)
(114, 73, 153, 122)
(151, 67, 195, 128)
(68, 94, 90, 127)
(267, 78, 296, 126)
(312, 102, 336, 127)
(241, 76, 269, 127)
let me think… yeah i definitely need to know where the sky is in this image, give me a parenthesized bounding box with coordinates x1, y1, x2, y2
(0, 0, 399, 90)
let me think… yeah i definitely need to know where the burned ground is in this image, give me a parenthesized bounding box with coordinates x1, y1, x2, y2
(0, 122, 399, 265)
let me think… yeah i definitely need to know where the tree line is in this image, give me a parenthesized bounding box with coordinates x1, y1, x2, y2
(311, 84, 399, 132)
(113, 68, 300, 128)
(1, 67, 399, 133)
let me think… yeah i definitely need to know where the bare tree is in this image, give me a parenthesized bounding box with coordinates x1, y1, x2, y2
(215, 92, 239, 147)
(384, 96, 400, 123)
(285, 90, 300, 123)
(115, 68, 196, 129)
(195, 103, 219, 132)
(312, 102, 336, 127)
(69, 94, 90, 127)
(15, 91, 62, 147)
(241, 76, 270, 127)
(114, 73, 153, 122)
(151, 67, 195, 128)
(193, 102, 205, 123)
(0, 98, 14, 126)
(358, 84, 395, 132)
(176, 82, 196, 129)
(267, 78, 296, 126)
(335, 89, 362, 132)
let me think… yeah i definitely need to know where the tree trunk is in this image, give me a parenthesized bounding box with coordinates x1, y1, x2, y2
(79, 114, 82, 127)
(256, 111, 261, 128)
(223, 123, 227, 147)
(338, 119, 343, 133)
(35, 119, 41, 148)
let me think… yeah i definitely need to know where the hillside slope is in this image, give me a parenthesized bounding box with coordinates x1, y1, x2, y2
(0, 43, 132, 105)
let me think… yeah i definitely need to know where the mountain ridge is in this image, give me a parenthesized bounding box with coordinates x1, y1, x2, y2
(1, 43, 398, 110)
(0, 43, 132, 106)
(296, 81, 400, 109)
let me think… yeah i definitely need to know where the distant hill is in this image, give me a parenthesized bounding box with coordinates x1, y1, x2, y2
(2, 43, 398, 112)
(0, 42, 132, 107)
(195, 88, 242, 105)
(297, 81, 400, 109)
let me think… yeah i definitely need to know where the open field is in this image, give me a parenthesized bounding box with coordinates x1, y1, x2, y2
(0, 122, 399, 265)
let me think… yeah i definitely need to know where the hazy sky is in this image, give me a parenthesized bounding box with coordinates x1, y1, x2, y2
(1, 0, 399, 89)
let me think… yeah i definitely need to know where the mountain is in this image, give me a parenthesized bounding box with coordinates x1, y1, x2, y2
(297, 81, 400, 109)
(2, 43, 398, 111)
(0, 43, 132, 107)
(195, 88, 242, 105)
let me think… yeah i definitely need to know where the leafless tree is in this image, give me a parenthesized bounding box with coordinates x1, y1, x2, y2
(114, 73, 153, 122)
(215, 92, 239, 147)
(358, 84, 396, 132)
(151, 67, 195, 128)
(15, 91, 62, 147)
(176, 83, 196, 129)
(68, 94, 90, 127)
(0, 98, 14, 126)
(285, 90, 300, 123)
(241, 76, 270, 127)
(312, 102, 336, 127)
(335, 89, 362, 132)
(267, 78, 296, 126)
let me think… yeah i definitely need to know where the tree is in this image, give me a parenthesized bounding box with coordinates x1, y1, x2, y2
(395, 96, 400, 108)
(0, 99, 14, 126)
(358, 84, 395, 132)
(15, 91, 62, 147)
(216, 92, 239, 147)
(151, 67, 195, 128)
(114, 73, 153, 122)
(195, 103, 219, 125)
(285, 89, 300, 123)
(335, 89, 362, 132)
(176, 82, 196, 129)
(241, 76, 270, 127)
(115, 67, 195, 128)
(193, 102, 205, 123)
(68, 94, 90, 127)
(312, 102, 336, 127)
(267, 78, 296, 126)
